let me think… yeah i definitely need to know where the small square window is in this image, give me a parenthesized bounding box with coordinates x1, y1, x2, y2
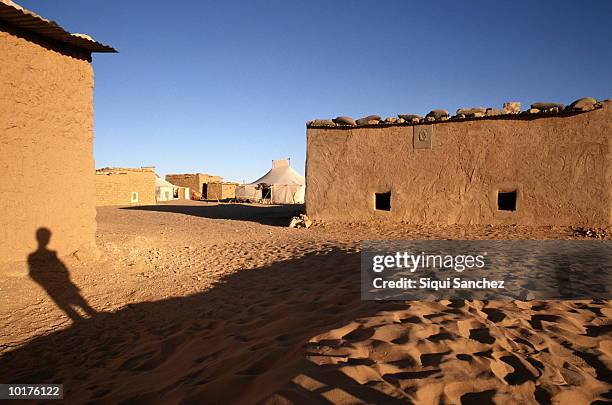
(497, 191, 517, 211)
(375, 192, 391, 211)
(131, 191, 139, 203)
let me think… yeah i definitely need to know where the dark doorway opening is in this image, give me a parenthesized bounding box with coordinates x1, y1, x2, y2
(260, 185, 271, 201)
(375, 192, 391, 211)
(202, 183, 208, 200)
(497, 191, 517, 211)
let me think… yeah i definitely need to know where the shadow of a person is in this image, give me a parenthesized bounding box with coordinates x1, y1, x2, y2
(27, 227, 96, 322)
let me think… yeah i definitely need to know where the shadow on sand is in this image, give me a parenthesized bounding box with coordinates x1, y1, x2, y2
(27, 228, 96, 322)
(122, 203, 304, 227)
(1, 248, 407, 404)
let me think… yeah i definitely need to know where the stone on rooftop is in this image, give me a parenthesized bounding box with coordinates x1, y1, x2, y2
(531, 102, 565, 111)
(398, 114, 422, 121)
(426, 109, 449, 119)
(333, 116, 356, 126)
(309, 119, 336, 127)
(568, 97, 597, 112)
(456, 107, 486, 116)
(356, 115, 381, 125)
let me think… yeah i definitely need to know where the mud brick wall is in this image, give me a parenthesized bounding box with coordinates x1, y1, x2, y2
(306, 103, 611, 227)
(166, 174, 223, 198)
(206, 183, 237, 200)
(95, 170, 156, 206)
(0, 25, 96, 263)
(165, 174, 200, 195)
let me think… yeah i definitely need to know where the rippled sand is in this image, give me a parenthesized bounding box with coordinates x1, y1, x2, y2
(0, 201, 609, 404)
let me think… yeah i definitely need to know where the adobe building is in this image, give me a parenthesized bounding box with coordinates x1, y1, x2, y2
(95, 168, 156, 206)
(206, 182, 238, 201)
(0, 1, 115, 263)
(306, 99, 611, 227)
(165, 173, 223, 200)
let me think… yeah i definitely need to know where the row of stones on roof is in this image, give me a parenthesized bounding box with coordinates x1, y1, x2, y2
(307, 97, 604, 127)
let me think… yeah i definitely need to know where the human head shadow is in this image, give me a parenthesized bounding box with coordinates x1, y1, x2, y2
(4, 247, 406, 404)
(27, 227, 96, 322)
(121, 203, 304, 227)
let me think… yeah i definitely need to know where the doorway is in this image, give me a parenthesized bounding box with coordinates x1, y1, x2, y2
(260, 185, 271, 202)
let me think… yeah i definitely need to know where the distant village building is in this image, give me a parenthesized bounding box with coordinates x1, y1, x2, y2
(206, 182, 237, 201)
(165, 173, 223, 200)
(176, 186, 190, 200)
(305, 100, 611, 227)
(156, 177, 176, 202)
(155, 177, 189, 202)
(0, 0, 115, 263)
(95, 168, 156, 206)
(236, 159, 305, 204)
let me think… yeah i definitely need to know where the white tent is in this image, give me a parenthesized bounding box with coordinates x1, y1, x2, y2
(156, 177, 178, 202)
(236, 159, 305, 204)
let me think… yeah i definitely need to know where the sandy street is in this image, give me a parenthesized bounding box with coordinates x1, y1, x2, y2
(0, 201, 610, 404)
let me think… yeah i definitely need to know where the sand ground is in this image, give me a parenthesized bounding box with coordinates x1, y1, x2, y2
(0, 201, 610, 404)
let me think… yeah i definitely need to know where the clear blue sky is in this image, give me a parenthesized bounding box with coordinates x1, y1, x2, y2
(18, 0, 612, 182)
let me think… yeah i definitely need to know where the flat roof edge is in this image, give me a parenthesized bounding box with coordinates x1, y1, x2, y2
(307, 102, 608, 130)
(0, 1, 116, 53)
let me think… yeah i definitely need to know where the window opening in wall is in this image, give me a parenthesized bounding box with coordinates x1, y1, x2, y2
(375, 192, 391, 211)
(497, 190, 517, 211)
(131, 192, 139, 203)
